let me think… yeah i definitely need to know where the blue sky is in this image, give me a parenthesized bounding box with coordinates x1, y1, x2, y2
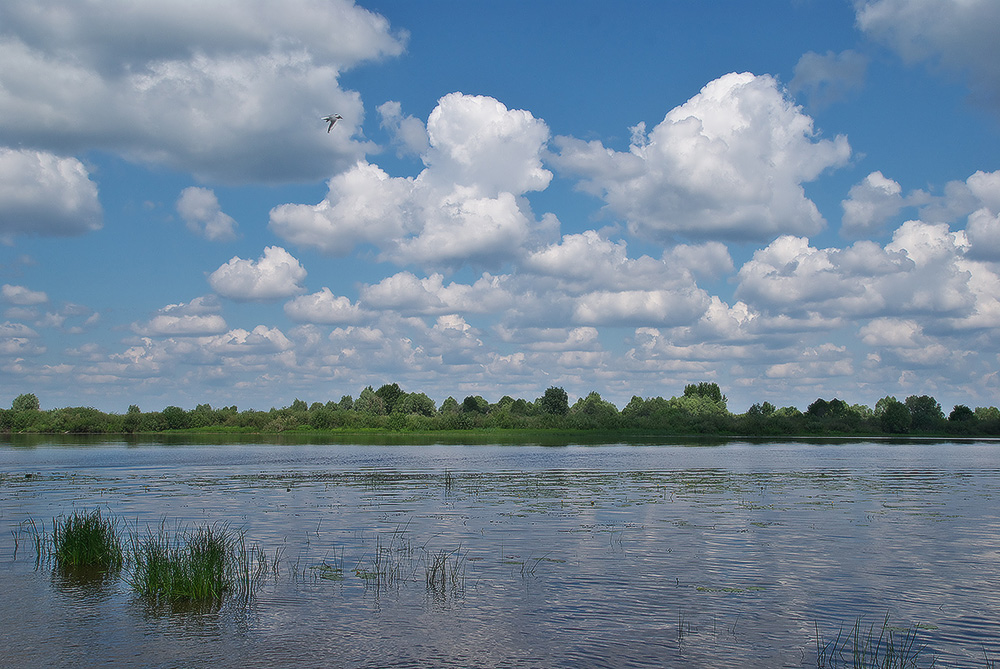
(2, 0, 1000, 413)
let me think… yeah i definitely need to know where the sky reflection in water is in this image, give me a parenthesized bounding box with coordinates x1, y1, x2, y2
(1, 439, 999, 668)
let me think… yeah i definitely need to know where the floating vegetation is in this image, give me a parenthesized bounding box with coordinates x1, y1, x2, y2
(310, 547, 346, 581)
(695, 584, 767, 594)
(815, 614, 931, 668)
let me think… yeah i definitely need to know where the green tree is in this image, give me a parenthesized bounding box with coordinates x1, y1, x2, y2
(806, 398, 831, 418)
(461, 395, 489, 414)
(570, 391, 620, 427)
(683, 382, 727, 407)
(879, 398, 911, 434)
(398, 392, 437, 416)
(948, 405, 975, 422)
(975, 406, 1000, 421)
(123, 404, 143, 433)
(538, 386, 569, 416)
(375, 383, 404, 413)
(746, 402, 776, 418)
(162, 405, 189, 430)
(905, 395, 944, 431)
(11, 393, 40, 411)
(354, 387, 387, 416)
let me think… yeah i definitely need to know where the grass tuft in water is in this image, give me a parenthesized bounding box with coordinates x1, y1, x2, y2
(127, 522, 266, 603)
(51, 510, 124, 572)
(816, 614, 931, 668)
(425, 547, 465, 593)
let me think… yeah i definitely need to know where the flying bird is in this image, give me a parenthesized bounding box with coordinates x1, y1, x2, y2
(322, 114, 343, 133)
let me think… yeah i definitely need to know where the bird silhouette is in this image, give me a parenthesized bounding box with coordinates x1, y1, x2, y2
(322, 114, 343, 133)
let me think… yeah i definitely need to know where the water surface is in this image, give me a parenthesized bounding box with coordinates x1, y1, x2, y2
(1, 438, 998, 667)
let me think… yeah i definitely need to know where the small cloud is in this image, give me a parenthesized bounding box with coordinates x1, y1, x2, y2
(176, 187, 239, 241)
(2, 283, 48, 306)
(209, 246, 307, 301)
(377, 100, 430, 157)
(284, 288, 369, 324)
(133, 296, 228, 336)
(841, 171, 906, 237)
(790, 50, 867, 109)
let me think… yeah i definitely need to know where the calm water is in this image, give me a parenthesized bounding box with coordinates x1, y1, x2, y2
(1, 438, 998, 668)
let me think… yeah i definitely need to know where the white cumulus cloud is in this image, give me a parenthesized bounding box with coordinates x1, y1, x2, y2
(208, 246, 307, 301)
(284, 288, 369, 325)
(133, 296, 227, 336)
(841, 171, 907, 237)
(2, 284, 48, 306)
(176, 187, 238, 241)
(361, 272, 512, 315)
(0, 149, 101, 238)
(551, 72, 851, 242)
(269, 93, 557, 269)
(0, 0, 406, 182)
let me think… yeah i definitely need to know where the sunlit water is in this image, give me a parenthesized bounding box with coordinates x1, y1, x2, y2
(1, 438, 999, 668)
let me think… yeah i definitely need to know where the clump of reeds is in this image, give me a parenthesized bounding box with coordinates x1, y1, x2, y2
(51, 510, 123, 572)
(816, 614, 930, 668)
(425, 547, 465, 593)
(127, 522, 267, 604)
(352, 525, 415, 589)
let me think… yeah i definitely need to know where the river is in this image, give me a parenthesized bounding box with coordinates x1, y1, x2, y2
(1, 437, 998, 667)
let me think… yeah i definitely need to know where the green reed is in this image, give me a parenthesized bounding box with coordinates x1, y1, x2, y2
(50, 510, 124, 572)
(816, 614, 930, 668)
(127, 522, 267, 603)
(425, 547, 465, 593)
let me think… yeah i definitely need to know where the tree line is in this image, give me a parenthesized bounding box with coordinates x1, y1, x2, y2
(2, 383, 999, 436)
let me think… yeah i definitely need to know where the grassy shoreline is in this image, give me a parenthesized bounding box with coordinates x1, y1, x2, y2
(4, 426, 998, 446)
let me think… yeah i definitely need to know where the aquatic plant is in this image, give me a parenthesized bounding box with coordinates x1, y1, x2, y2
(815, 614, 930, 668)
(425, 547, 465, 592)
(127, 522, 267, 603)
(353, 531, 410, 588)
(51, 510, 123, 572)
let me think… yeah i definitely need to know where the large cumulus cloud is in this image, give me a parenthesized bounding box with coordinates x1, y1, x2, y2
(0, 0, 406, 182)
(269, 93, 557, 269)
(551, 72, 851, 242)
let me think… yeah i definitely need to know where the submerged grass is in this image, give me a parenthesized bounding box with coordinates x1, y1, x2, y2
(424, 547, 466, 593)
(816, 614, 931, 668)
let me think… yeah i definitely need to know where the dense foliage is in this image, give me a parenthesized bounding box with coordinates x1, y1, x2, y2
(2, 386, 998, 437)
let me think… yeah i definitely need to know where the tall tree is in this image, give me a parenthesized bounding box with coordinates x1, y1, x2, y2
(11, 393, 39, 412)
(538, 386, 569, 416)
(375, 383, 404, 413)
(905, 395, 944, 431)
